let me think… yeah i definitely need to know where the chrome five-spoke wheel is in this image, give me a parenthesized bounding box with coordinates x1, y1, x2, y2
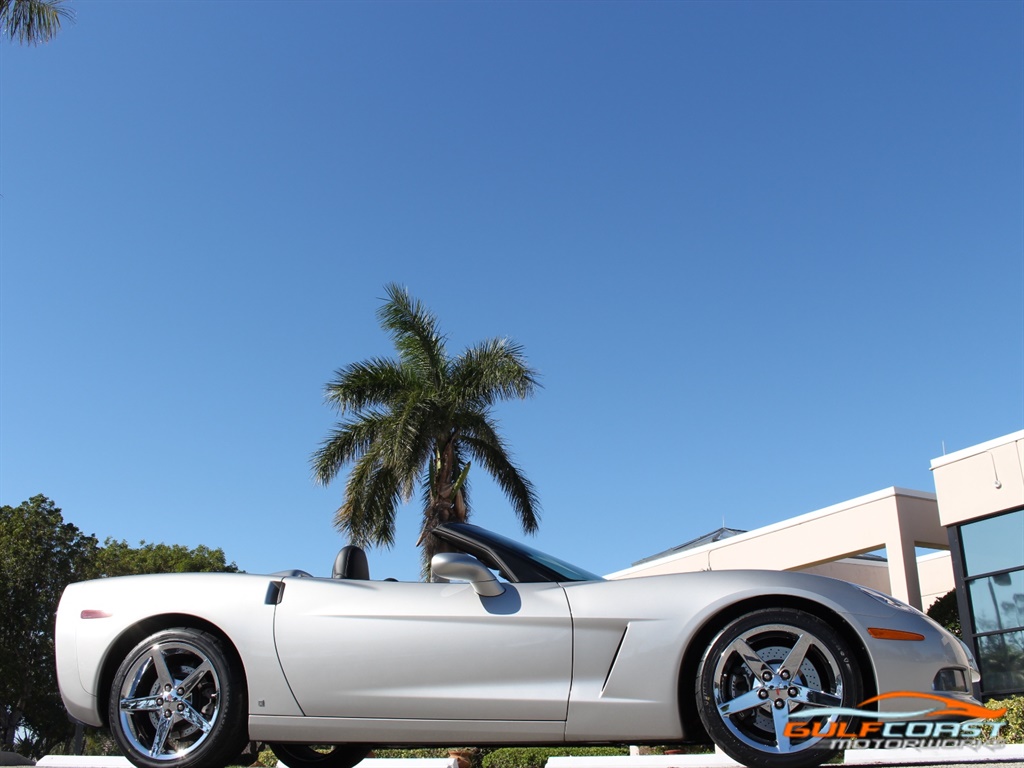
(109, 628, 247, 768)
(697, 608, 862, 768)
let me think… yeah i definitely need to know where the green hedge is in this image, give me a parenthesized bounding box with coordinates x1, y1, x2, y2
(242, 708, 1024, 768)
(482, 747, 628, 768)
(987, 695, 1024, 744)
(373, 749, 458, 759)
(246, 744, 717, 768)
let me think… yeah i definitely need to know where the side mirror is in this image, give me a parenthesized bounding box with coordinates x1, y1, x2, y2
(431, 553, 505, 597)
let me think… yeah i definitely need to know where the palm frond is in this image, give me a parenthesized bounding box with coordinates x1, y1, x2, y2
(460, 416, 539, 533)
(364, 466, 402, 548)
(324, 358, 415, 414)
(334, 449, 401, 548)
(333, 451, 380, 545)
(385, 399, 434, 502)
(378, 283, 448, 388)
(310, 412, 389, 485)
(451, 338, 540, 407)
(1, 0, 74, 45)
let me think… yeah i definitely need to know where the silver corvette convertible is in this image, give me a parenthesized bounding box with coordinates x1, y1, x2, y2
(56, 523, 979, 768)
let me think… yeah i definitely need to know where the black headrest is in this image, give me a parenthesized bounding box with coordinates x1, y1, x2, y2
(332, 545, 370, 580)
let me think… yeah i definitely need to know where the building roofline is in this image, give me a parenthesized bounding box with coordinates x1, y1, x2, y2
(929, 429, 1024, 470)
(606, 487, 936, 579)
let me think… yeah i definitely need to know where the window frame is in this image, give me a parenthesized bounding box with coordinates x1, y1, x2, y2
(949, 506, 1024, 699)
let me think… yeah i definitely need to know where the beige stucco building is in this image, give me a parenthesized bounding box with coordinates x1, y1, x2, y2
(607, 487, 953, 611)
(930, 430, 1024, 698)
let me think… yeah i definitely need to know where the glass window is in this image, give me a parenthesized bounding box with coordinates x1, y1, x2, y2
(976, 630, 1024, 693)
(961, 509, 1024, 576)
(968, 570, 1024, 633)
(461, 526, 603, 582)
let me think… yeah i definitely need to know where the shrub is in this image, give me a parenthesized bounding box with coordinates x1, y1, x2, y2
(256, 747, 278, 766)
(926, 589, 961, 637)
(986, 695, 1024, 744)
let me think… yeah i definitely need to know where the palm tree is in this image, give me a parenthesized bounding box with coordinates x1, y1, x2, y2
(1, 0, 74, 45)
(312, 284, 540, 576)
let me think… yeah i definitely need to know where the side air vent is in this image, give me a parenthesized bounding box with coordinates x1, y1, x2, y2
(602, 625, 630, 693)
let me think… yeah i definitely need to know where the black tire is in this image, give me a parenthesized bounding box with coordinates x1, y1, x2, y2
(268, 744, 370, 768)
(108, 628, 248, 768)
(696, 608, 863, 768)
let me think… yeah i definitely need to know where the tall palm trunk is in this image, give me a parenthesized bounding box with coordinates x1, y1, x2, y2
(419, 435, 470, 578)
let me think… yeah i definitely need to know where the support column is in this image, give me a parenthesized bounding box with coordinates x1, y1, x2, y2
(886, 530, 923, 610)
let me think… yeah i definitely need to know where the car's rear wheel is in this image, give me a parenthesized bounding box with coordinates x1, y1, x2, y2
(108, 628, 248, 768)
(696, 608, 862, 768)
(268, 743, 370, 768)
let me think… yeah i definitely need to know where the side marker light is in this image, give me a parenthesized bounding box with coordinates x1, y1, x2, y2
(81, 610, 112, 619)
(868, 627, 924, 641)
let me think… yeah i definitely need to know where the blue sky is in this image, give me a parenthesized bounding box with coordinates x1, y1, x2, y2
(1, 1, 1021, 581)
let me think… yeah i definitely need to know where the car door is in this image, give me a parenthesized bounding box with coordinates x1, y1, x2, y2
(273, 577, 573, 722)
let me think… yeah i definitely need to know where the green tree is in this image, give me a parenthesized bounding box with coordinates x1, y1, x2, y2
(312, 284, 540, 575)
(0, 495, 97, 755)
(0, 496, 240, 758)
(0, 0, 74, 45)
(90, 539, 239, 578)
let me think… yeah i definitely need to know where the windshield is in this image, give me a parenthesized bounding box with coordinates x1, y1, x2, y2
(518, 541, 604, 582)
(468, 526, 603, 582)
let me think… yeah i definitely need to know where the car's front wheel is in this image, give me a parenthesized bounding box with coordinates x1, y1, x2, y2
(268, 743, 370, 768)
(108, 628, 248, 768)
(696, 608, 863, 768)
